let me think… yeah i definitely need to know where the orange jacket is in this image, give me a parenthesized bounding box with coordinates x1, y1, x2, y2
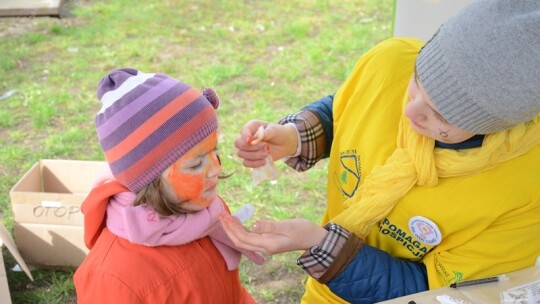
(73, 180, 255, 304)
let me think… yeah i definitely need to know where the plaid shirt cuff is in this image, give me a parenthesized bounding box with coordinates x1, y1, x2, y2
(296, 223, 349, 279)
(277, 110, 326, 172)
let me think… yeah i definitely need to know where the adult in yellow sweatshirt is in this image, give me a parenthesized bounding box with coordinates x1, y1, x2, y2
(221, 1, 540, 303)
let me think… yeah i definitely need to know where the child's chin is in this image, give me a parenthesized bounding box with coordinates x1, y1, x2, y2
(199, 195, 217, 208)
(205, 189, 218, 201)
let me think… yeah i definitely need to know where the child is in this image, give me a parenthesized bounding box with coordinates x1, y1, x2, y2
(73, 68, 263, 303)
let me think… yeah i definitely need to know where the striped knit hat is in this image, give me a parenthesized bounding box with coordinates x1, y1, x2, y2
(95, 68, 219, 192)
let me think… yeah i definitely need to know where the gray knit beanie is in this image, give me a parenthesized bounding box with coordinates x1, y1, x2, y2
(416, 0, 540, 134)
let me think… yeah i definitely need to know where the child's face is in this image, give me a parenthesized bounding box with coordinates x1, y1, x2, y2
(162, 132, 221, 211)
(405, 75, 475, 143)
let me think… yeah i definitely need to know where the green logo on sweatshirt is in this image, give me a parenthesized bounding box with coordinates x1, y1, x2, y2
(333, 150, 361, 199)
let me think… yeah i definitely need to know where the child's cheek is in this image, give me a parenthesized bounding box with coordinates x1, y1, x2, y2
(167, 163, 204, 201)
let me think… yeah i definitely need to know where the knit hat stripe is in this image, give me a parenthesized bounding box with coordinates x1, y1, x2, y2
(96, 73, 169, 128)
(112, 112, 218, 191)
(107, 99, 214, 175)
(97, 71, 155, 114)
(96, 76, 180, 139)
(100, 88, 200, 162)
(96, 67, 140, 99)
(98, 81, 190, 150)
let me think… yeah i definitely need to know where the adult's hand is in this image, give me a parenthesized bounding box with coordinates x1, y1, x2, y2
(235, 120, 298, 168)
(219, 213, 328, 255)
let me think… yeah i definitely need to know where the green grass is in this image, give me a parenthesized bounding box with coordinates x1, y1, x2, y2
(0, 0, 393, 302)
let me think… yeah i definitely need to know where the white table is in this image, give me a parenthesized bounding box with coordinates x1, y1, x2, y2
(379, 265, 540, 303)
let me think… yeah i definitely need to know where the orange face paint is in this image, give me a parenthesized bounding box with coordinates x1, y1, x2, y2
(168, 163, 205, 202)
(165, 132, 220, 209)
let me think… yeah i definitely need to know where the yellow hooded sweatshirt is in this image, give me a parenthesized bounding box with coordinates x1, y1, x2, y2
(301, 38, 540, 303)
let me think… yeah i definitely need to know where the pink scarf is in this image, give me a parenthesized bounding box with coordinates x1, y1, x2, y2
(93, 167, 264, 270)
(106, 193, 264, 270)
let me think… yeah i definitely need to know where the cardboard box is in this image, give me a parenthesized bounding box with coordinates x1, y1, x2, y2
(0, 0, 64, 17)
(9, 159, 108, 268)
(0, 222, 32, 304)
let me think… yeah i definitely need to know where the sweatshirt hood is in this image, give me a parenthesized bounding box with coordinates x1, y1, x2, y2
(81, 180, 129, 249)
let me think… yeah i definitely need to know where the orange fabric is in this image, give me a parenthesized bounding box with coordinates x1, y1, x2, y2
(74, 181, 255, 304)
(80, 180, 129, 249)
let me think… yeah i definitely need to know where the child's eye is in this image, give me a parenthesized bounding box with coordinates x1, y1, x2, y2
(188, 161, 203, 171)
(186, 148, 219, 171)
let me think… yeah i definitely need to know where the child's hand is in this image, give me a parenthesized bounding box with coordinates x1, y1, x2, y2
(218, 213, 328, 255)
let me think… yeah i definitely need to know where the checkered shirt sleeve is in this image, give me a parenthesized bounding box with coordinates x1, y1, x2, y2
(277, 110, 326, 172)
(296, 223, 349, 279)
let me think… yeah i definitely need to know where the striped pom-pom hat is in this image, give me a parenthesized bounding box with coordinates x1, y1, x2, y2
(95, 68, 219, 192)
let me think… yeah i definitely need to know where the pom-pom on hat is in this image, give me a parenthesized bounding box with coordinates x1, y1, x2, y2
(95, 68, 220, 192)
(416, 0, 540, 134)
